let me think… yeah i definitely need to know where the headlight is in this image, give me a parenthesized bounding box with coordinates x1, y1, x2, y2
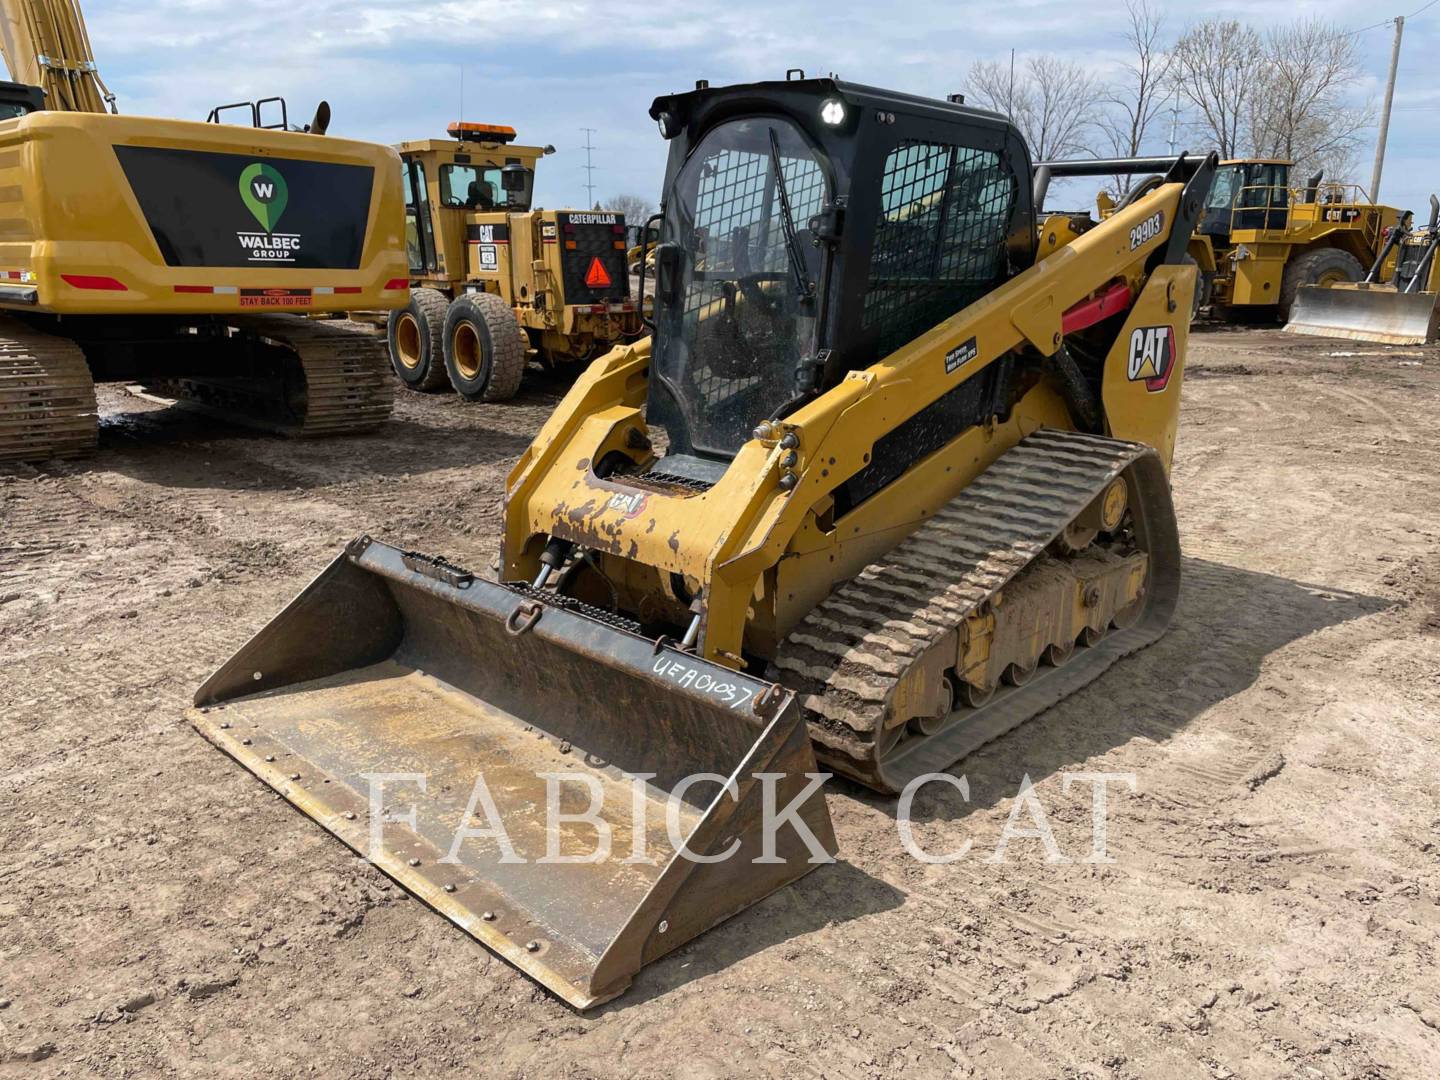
(819, 99, 846, 126)
(655, 109, 681, 139)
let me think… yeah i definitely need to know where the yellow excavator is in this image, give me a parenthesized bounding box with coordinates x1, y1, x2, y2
(0, 0, 407, 462)
(190, 77, 1216, 1008)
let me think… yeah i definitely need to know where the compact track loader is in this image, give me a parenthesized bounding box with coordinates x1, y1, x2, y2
(1285, 195, 1440, 345)
(0, 0, 407, 462)
(191, 77, 1215, 1008)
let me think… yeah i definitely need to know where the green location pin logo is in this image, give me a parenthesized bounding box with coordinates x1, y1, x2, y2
(239, 162, 288, 233)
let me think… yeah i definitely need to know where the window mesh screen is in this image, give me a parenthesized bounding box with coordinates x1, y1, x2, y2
(688, 150, 825, 295)
(677, 147, 824, 448)
(862, 142, 1015, 357)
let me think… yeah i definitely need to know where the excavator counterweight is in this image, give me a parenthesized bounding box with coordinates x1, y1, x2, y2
(0, 0, 408, 461)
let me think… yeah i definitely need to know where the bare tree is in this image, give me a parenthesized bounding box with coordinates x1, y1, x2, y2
(1169, 19, 1262, 158)
(1099, 0, 1173, 194)
(1247, 19, 1371, 186)
(603, 193, 657, 224)
(968, 55, 1103, 161)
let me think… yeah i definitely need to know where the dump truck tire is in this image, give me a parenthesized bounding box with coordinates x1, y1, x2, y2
(1279, 248, 1364, 318)
(443, 292, 527, 402)
(1183, 255, 1211, 321)
(387, 288, 450, 391)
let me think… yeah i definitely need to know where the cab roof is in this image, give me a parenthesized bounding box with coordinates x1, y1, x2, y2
(650, 75, 1012, 138)
(395, 136, 546, 161)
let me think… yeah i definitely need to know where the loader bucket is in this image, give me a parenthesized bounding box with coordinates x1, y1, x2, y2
(187, 536, 836, 1009)
(1284, 282, 1440, 345)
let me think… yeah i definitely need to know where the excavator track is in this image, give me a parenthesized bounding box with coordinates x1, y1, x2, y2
(772, 429, 1181, 793)
(144, 315, 393, 437)
(0, 316, 98, 463)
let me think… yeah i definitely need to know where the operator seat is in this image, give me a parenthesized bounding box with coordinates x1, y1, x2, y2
(467, 180, 498, 210)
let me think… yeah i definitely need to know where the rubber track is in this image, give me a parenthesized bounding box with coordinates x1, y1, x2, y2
(771, 429, 1180, 793)
(151, 315, 393, 437)
(0, 316, 97, 463)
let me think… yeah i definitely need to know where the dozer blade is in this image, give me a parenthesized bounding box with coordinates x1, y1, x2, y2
(187, 536, 835, 1009)
(1284, 282, 1440, 345)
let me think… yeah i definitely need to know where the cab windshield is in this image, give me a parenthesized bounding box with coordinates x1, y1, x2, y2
(649, 117, 829, 458)
(1206, 165, 1242, 210)
(440, 163, 532, 211)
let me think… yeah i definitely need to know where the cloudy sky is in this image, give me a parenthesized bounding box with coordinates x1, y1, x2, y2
(51, 0, 1440, 216)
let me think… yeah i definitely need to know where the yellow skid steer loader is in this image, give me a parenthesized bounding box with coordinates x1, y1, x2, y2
(190, 76, 1216, 1008)
(1285, 195, 1440, 345)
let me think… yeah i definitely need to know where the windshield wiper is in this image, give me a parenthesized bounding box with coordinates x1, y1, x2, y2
(767, 127, 814, 301)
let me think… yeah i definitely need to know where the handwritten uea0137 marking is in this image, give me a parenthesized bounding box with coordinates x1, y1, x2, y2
(652, 655, 757, 711)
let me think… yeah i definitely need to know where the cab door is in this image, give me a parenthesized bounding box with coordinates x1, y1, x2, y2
(401, 156, 440, 279)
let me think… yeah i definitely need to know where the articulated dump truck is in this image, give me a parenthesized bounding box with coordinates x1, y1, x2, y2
(190, 77, 1217, 1008)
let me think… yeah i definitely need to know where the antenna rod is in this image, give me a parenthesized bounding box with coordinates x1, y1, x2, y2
(580, 127, 598, 208)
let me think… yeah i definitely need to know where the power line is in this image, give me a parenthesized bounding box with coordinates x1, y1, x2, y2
(1340, 1, 1435, 40)
(1341, 16, 1396, 38)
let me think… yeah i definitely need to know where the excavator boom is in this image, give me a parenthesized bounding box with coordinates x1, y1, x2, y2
(0, 0, 113, 112)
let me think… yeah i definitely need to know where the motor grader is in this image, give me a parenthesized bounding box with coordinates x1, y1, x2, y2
(384, 123, 644, 402)
(0, 0, 407, 462)
(1286, 194, 1440, 345)
(190, 76, 1216, 1008)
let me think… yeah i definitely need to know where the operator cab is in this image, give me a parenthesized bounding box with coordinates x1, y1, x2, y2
(643, 76, 1036, 484)
(1200, 160, 1292, 241)
(396, 124, 547, 277)
(0, 81, 46, 121)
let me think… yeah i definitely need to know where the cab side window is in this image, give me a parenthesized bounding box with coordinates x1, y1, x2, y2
(862, 141, 1018, 358)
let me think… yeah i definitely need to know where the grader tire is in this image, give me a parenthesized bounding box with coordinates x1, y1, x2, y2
(442, 292, 527, 402)
(387, 287, 450, 391)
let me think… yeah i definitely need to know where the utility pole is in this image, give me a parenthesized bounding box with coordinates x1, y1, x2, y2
(1168, 89, 1179, 155)
(580, 127, 598, 208)
(1370, 15, 1404, 203)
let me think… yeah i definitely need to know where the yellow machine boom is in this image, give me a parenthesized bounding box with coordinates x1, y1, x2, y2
(0, 0, 112, 112)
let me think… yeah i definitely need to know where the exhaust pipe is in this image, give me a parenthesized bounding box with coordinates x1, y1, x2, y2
(307, 100, 330, 136)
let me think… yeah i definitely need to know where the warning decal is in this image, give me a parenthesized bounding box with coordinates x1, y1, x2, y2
(584, 257, 613, 289)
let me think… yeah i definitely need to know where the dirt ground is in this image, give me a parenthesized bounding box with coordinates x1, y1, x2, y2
(3, 326, 1439, 1079)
